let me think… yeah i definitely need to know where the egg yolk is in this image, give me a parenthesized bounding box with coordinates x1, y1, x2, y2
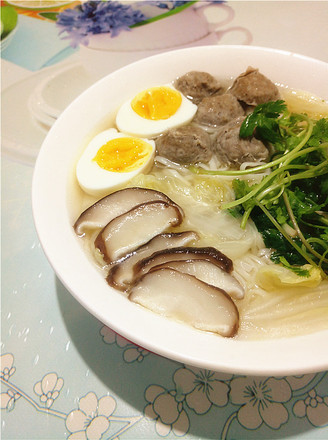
(93, 137, 153, 172)
(131, 86, 182, 120)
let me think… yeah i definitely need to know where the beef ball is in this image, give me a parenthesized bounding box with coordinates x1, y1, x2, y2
(155, 124, 213, 164)
(213, 117, 269, 168)
(174, 71, 222, 104)
(229, 67, 280, 106)
(193, 93, 245, 128)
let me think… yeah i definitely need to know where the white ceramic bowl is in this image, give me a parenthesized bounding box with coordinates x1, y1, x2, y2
(32, 45, 328, 376)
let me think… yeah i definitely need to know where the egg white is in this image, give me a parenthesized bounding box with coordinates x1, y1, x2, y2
(76, 128, 155, 197)
(116, 84, 197, 137)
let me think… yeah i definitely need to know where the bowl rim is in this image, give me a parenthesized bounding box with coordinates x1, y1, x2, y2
(32, 44, 328, 376)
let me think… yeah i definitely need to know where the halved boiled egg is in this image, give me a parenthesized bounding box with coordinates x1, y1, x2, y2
(116, 84, 197, 137)
(76, 128, 155, 197)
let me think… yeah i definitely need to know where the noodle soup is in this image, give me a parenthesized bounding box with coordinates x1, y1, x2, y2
(73, 69, 328, 340)
(33, 45, 328, 374)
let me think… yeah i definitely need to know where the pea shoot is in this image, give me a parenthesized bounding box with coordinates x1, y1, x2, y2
(191, 101, 328, 277)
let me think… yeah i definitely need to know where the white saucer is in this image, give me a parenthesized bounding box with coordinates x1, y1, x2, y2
(29, 62, 93, 119)
(2, 62, 94, 165)
(28, 94, 57, 129)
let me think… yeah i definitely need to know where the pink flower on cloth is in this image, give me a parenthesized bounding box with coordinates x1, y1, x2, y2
(34, 372, 64, 408)
(293, 388, 328, 427)
(145, 385, 189, 436)
(0, 353, 16, 381)
(66, 392, 116, 440)
(229, 376, 292, 429)
(0, 388, 21, 411)
(0, 354, 20, 410)
(100, 326, 149, 363)
(173, 366, 232, 414)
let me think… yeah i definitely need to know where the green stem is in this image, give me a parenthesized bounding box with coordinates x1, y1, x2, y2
(222, 161, 319, 210)
(301, 221, 327, 230)
(258, 203, 324, 274)
(283, 192, 328, 264)
(190, 116, 314, 178)
(218, 142, 328, 212)
(255, 160, 328, 205)
(240, 207, 253, 229)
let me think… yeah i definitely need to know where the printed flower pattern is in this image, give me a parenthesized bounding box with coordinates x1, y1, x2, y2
(57, 1, 147, 47)
(100, 326, 149, 363)
(0, 388, 20, 411)
(100, 326, 129, 347)
(229, 376, 292, 429)
(151, 1, 190, 9)
(174, 366, 232, 414)
(66, 392, 116, 440)
(123, 346, 149, 363)
(285, 374, 316, 391)
(0, 353, 16, 380)
(145, 385, 189, 436)
(293, 388, 328, 427)
(1, 353, 328, 438)
(34, 373, 64, 408)
(56, 1, 193, 47)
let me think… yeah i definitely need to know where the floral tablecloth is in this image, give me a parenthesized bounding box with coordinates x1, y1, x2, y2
(1, 1, 328, 439)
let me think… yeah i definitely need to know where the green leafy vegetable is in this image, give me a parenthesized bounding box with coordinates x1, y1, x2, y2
(191, 101, 328, 277)
(308, 118, 328, 147)
(240, 100, 287, 143)
(279, 257, 311, 277)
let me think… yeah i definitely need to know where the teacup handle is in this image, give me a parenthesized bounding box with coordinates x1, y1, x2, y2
(215, 27, 253, 45)
(194, 3, 235, 31)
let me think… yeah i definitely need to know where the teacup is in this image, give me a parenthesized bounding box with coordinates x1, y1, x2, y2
(79, 2, 251, 80)
(84, 2, 233, 51)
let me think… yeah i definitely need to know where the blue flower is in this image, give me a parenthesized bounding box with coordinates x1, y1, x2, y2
(57, 1, 148, 47)
(56, 1, 220, 48)
(146, 1, 190, 9)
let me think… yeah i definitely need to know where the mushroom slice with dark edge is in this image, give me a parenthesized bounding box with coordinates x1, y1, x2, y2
(74, 187, 183, 236)
(95, 201, 184, 263)
(150, 259, 244, 300)
(107, 231, 199, 291)
(129, 268, 239, 337)
(134, 246, 233, 280)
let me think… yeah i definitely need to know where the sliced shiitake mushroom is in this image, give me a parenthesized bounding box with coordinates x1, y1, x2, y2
(129, 268, 239, 337)
(95, 201, 184, 263)
(151, 259, 244, 300)
(107, 231, 199, 290)
(134, 246, 233, 280)
(74, 187, 183, 236)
